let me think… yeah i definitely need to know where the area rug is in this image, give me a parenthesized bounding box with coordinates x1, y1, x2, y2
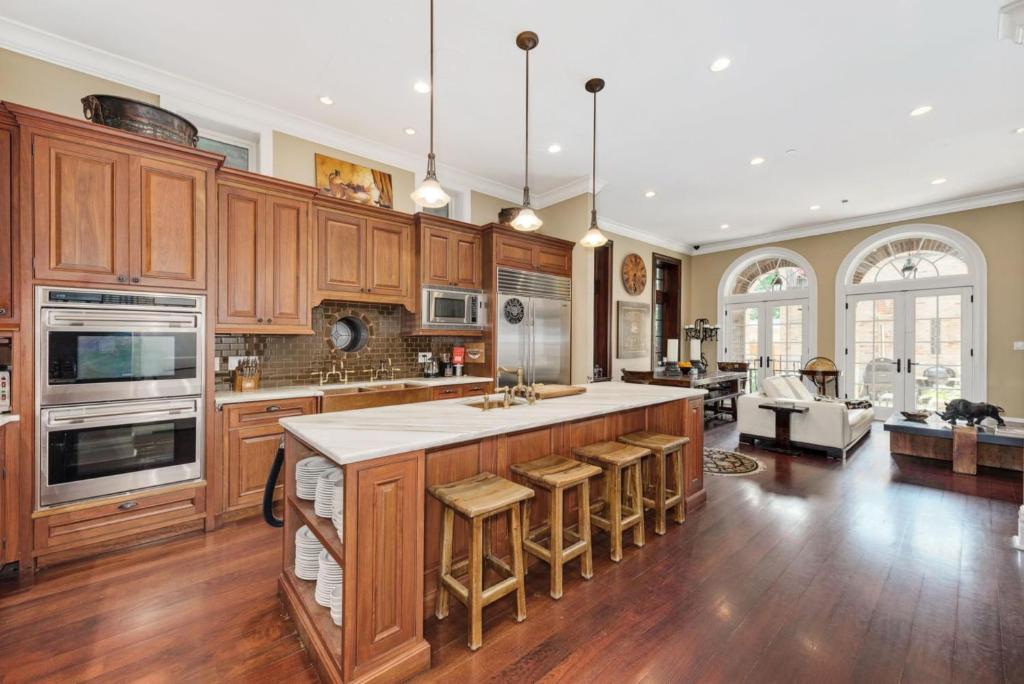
(703, 447, 766, 476)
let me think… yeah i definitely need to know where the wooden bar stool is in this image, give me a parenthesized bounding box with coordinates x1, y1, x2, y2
(511, 455, 603, 599)
(618, 431, 689, 535)
(572, 441, 650, 562)
(429, 472, 534, 651)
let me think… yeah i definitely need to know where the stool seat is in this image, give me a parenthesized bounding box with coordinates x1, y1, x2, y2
(511, 455, 602, 488)
(573, 441, 649, 465)
(618, 431, 689, 454)
(429, 472, 534, 518)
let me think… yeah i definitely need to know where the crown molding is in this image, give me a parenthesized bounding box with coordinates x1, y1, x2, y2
(534, 176, 606, 209)
(0, 16, 527, 203)
(597, 215, 692, 255)
(693, 187, 1024, 255)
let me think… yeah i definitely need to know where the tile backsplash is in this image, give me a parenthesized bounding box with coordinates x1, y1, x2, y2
(214, 302, 473, 390)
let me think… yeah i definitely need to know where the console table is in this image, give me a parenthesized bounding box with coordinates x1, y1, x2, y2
(758, 403, 809, 453)
(648, 370, 748, 422)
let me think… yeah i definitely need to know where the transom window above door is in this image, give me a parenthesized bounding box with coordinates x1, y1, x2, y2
(729, 257, 808, 295)
(851, 236, 969, 284)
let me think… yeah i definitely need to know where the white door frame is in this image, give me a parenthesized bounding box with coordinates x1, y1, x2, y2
(834, 224, 987, 402)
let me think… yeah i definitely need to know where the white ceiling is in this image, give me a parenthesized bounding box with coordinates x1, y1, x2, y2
(1, 0, 1022, 248)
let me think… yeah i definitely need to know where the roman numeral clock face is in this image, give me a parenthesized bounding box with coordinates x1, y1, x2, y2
(621, 253, 647, 296)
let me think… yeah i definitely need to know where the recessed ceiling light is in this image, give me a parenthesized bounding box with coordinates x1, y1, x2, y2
(931, 177, 947, 185)
(786, 148, 798, 155)
(749, 156, 765, 166)
(644, 190, 656, 198)
(404, 127, 416, 136)
(547, 143, 562, 154)
(709, 56, 732, 72)
(413, 80, 431, 94)
(1015, 127, 1024, 135)
(319, 95, 334, 105)
(720, 223, 730, 230)
(809, 204, 821, 211)
(910, 105, 933, 117)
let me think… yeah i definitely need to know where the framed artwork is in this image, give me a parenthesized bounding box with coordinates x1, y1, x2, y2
(617, 301, 650, 359)
(314, 153, 394, 209)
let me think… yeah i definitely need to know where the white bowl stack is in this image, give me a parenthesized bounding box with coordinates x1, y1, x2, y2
(330, 585, 343, 626)
(294, 525, 322, 580)
(315, 548, 343, 608)
(314, 467, 343, 518)
(296, 456, 334, 501)
(331, 473, 345, 542)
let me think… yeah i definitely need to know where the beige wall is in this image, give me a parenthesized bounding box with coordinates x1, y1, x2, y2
(272, 131, 416, 214)
(486, 192, 690, 383)
(470, 190, 511, 226)
(0, 48, 158, 117)
(689, 201, 1024, 415)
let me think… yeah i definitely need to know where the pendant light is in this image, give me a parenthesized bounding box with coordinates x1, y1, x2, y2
(409, 0, 450, 208)
(579, 78, 609, 247)
(510, 31, 543, 232)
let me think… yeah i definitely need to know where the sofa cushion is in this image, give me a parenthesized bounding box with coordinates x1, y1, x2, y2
(782, 375, 815, 401)
(762, 375, 794, 399)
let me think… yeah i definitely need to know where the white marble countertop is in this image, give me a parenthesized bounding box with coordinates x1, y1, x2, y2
(215, 375, 492, 407)
(0, 414, 19, 427)
(281, 382, 705, 466)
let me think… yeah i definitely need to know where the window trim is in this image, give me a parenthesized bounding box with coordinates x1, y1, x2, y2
(834, 223, 987, 401)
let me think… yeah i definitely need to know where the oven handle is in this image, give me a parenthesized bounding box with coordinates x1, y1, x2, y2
(44, 310, 200, 329)
(44, 401, 199, 427)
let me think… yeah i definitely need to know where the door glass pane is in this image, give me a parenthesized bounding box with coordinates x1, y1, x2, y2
(912, 293, 963, 412)
(770, 303, 804, 375)
(727, 306, 761, 392)
(851, 298, 896, 407)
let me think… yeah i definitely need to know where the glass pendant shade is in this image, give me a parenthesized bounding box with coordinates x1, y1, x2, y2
(410, 175, 450, 208)
(580, 216, 608, 247)
(510, 206, 542, 232)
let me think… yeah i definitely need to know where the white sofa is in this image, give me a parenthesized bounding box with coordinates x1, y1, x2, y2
(737, 374, 873, 462)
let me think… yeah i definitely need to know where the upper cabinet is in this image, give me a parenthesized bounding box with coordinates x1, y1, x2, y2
(314, 200, 414, 310)
(29, 130, 213, 290)
(0, 117, 14, 323)
(418, 217, 482, 290)
(491, 228, 573, 278)
(217, 170, 313, 334)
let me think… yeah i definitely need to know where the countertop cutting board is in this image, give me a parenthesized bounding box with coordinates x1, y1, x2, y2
(534, 384, 587, 399)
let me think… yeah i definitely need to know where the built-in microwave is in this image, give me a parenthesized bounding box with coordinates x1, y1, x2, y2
(421, 287, 486, 329)
(37, 287, 204, 406)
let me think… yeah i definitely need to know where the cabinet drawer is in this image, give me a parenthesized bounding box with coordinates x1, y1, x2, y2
(431, 385, 464, 400)
(460, 383, 491, 397)
(34, 485, 205, 552)
(225, 397, 317, 428)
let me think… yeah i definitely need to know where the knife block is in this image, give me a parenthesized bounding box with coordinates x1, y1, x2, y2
(231, 370, 261, 392)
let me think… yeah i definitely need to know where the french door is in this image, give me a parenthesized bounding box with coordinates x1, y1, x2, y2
(725, 300, 808, 392)
(845, 287, 972, 419)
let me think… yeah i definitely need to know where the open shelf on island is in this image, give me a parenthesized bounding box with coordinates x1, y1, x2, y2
(280, 567, 342, 673)
(288, 495, 344, 566)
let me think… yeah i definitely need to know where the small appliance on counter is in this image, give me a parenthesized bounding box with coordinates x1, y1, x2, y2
(420, 353, 440, 378)
(0, 337, 11, 413)
(452, 346, 465, 377)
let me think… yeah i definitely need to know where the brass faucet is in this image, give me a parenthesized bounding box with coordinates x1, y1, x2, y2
(369, 358, 397, 381)
(311, 362, 346, 386)
(498, 366, 526, 397)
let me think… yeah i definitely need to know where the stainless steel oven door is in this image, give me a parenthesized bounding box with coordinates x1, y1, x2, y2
(39, 308, 203, 405)
(39, 397, 203, 507)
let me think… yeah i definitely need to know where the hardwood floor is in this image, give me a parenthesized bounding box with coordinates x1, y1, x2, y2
(1, 422, 1020, 683)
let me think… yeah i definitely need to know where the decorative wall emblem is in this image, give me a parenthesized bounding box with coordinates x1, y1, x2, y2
(503, 298, 526, 325)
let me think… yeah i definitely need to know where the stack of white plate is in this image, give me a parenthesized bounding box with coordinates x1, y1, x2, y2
(294, 525, 322, 580)
(315, 549, 343, 608)
(296, 456, 333, 500)
(331, 473, 345, 541)
(314, 467, 343, 518)
(330, 585, 343, 626)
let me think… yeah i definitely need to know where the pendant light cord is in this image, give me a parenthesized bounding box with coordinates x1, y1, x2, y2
(591, 87, 597, 218)
(523, 46, 531, 206)
(427, 0, 436, 177)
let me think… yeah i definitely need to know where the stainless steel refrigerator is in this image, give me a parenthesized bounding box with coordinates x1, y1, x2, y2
(496, 267, 571, 387)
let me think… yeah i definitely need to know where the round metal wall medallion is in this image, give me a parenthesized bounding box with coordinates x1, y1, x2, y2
(504, 298, 525, 324)
(330, 316, 369, 353)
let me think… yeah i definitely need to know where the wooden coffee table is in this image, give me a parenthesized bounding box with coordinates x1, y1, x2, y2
(884, 415, 1024, 475)
(758, 403, 809, 454)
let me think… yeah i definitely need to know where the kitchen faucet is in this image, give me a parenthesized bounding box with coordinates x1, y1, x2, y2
(311, 362, 348, 386)
(498, 366, 526, 397)
(367, 358, 397, 381)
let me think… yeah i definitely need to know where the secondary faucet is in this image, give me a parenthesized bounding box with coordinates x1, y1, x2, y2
(498, 366, 526, 397)
(311, 362, 347, 386)
(367, 358, 397, 382)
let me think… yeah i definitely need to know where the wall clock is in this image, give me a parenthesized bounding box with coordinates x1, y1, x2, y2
(621, 253, 647, 296)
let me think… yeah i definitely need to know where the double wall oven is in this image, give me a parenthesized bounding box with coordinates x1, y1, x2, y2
(36, 287, 205, 507)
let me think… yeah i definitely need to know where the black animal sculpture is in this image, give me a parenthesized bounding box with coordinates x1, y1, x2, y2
(940, 398, 1005, 427)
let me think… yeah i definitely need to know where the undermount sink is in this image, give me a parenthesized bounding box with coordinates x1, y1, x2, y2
(360, 383, 419, 391)
(322, 386, 360, 396)
(464, 395, 528, 410)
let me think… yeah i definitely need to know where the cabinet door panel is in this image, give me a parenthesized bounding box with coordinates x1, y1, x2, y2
(264, 196, 309, 327)
(133, 157, 207, 289)
(366, 219, 410, 296)
(535, 244, 572, 277)
(317, 209, 365, 294)
(453, 232, 481, 289)
(33, 136, 130, 284)
(0, 127, 12, 320)
(422, 226, 452, 287)
(494, 234, 535, 271)
(228, 423, 284, 510)
(218, 185, 263, 325)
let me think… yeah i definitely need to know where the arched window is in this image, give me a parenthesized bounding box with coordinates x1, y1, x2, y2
(718, 248, 817, 390)
(836, 225, 986, 418)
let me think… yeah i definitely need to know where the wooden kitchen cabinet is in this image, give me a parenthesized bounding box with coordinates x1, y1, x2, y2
(313, 200, 414, 310)
(221, 396, 317, 516)
(0, 119, 13, 322)
(491, 227, 573, 277)
(30, 132, 211, 290)
(217, 170, 313, 334)
(419, 217, 482, 290)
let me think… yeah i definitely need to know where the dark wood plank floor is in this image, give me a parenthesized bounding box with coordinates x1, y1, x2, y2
(1, 423, 1021, 683)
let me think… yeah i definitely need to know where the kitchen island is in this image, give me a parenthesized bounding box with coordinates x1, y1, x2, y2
(278, 382, 706, 683)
